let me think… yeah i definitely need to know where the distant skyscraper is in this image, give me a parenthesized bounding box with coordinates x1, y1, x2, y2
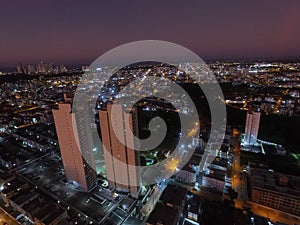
(37, 61, 50, 73)
(243, 109, 261, 145)
(99, 104, 140, 198)
(82, 65, 89, 72)
(16, 63, 25, 74)
(53, 102, 96, 191)
(27, 65, 36, 74)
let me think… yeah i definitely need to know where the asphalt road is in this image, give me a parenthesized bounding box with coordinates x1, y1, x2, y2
(231, 131, 248, 202)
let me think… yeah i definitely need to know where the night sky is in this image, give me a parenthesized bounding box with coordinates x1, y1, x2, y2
(1, 0, 300, 66)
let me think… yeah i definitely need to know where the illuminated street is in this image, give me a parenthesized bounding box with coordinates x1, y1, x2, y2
(0, 207, 19, 225)
(231, 129, 248, 202)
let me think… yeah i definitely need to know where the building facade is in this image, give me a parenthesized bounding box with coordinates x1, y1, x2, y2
(53, 103, 96, 191)
(251, 186, 300, 216)
(99, 104, 140, 198)
(244, 110, 261, 145)
(250, 167, 300, 216)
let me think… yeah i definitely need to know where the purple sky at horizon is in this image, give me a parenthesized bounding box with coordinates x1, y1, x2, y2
(1, 0, 300, 66)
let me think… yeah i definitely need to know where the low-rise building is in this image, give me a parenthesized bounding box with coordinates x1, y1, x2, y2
(249, 167, 300, 216)
(146, 202, 180, 225)
(174, 151, 201, 184)
(1, 177, 29, 203)
(146, 185, 188, 225)
(187, 195, 203, 223)
(201, 157, 227, 192)
(160, 185, 188, 209)
(1, 176, 67, 225)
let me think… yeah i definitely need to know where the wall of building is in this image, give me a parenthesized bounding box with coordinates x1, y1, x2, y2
(252, 187, 300, 216)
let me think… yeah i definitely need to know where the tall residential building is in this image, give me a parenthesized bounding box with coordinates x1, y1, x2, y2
(99, 104, 140, 198)
(53, 102, 96, 191)
(243, 109, 261, 145)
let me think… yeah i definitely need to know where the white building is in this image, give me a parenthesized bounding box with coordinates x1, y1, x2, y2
(243, 110, 261, 145)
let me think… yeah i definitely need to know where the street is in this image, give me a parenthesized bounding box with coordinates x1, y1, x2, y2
(0, 207, 19, 225)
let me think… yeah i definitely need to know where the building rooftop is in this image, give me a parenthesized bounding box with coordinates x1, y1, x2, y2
(204, 172, 225, 181)
(251, 168, 300, 198)
(2, 177, 27, 195)
(181, 153, 202, 172)
(0, 170, 13, 180)
(211, 157, 228, 168)
(160, 185, 187, 208)
(10, 189, 39, 206)
(241, 144, 263, 153)
(147, 202, 180, 225)
(189, 195, 203, 215)
(23, 196, 65, 224)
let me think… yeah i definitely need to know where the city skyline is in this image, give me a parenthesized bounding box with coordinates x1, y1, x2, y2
(1, 60, 300, 224)
(1, 0, 300, 65)
(1, 1, 300, 224)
